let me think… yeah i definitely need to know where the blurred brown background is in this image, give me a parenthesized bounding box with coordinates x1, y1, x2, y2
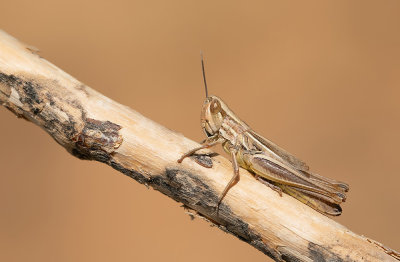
(1, 1, 399, 261)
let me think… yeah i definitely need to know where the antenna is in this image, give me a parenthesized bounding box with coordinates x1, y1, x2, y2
(200, 51, 208, 98)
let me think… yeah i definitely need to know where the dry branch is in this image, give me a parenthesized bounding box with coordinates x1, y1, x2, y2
(0, 30, 398, 262)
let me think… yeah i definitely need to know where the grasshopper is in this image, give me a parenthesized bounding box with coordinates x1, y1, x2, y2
(178, 54, 349, 216)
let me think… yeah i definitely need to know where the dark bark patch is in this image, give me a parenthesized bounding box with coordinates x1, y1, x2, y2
(149, 168, 218, 208)
(0, 73, 42, 110)
(280, 252, 303, 262)
(146, 167, 282, 261)
(308, 243, 346, 262)
(21, 80, 41, 104)
(110, 159, 150, 185)
(0, 73, 19, 87)
(73, 118, 123, 161)
(0, 72, 123, 163)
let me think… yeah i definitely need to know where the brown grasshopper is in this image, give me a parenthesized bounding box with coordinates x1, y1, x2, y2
(178, 54, 349, 216)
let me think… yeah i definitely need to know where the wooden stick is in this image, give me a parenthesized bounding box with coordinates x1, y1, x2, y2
(0, 30, 398, 262)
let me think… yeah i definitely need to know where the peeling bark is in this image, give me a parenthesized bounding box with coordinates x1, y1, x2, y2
(0, 30, 399, 262)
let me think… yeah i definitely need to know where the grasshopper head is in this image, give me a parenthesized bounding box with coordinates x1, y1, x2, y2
(201, 96, 227, 137)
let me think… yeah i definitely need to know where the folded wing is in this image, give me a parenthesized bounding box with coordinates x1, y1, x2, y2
(242, 151, 348, 215)
(247, 130, 310, 172)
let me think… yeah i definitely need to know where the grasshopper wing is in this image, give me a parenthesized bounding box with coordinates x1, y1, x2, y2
(279, 185, 343, 216)
(246, 130, 349, 194)
(304, 171, 349, 193)
(247, 130, 310, 172)
(242, 152, 347, 212)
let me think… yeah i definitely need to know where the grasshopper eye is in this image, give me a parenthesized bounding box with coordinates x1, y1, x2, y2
(210, 100, 221, 114)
